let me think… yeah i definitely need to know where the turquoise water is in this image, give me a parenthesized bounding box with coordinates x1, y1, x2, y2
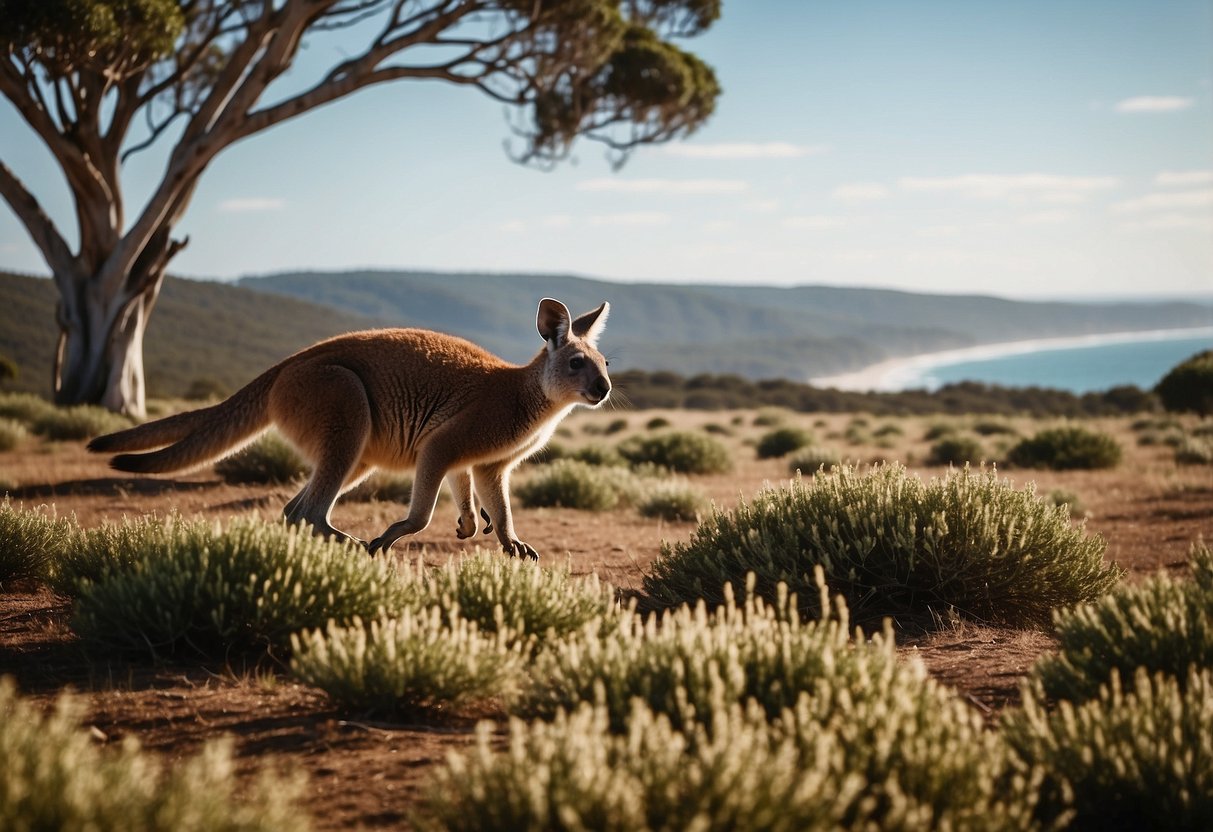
(914, 333, 1213, 394)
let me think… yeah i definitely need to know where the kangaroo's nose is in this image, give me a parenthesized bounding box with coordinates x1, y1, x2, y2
(594, 377, 611, 398)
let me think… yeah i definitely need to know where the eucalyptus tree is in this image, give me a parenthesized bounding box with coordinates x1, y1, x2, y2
(0, 0, 719, 416)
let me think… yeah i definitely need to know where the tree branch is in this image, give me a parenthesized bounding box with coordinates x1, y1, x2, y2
(0, 160, 75, 275)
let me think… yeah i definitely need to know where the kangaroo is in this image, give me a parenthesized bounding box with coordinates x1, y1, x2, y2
(88, 298, 612, 559)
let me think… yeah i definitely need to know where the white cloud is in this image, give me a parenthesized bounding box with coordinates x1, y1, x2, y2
(541, 214, 573, 228)
(1114, 96, 1195, 113)
(589, 212, 671, 227)
(577, 178, 748, 195)
(782, 215, 848, 231)
(915, 225, 961, 238)
(702, 219, 737, 232)
(1018, 210, 1077, 225)
(499, 220, 526, 233)
(662, 142, 828, 160)
(1155, 170, 1213, 187)
(1110, 189, 1213, 213)
(832, 182, 890, 203)
(218, 197, 286, 213)
(1120, 213, 1213, 231)
(899, 174, 1119, 200)
(741, 199, 780, 214)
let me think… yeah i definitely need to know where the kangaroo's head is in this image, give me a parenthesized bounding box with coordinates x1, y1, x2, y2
(536, 298, 612, 408)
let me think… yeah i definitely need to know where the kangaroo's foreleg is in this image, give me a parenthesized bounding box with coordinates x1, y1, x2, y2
(447, 468, 478, 539)
(473, 461, 537, 560)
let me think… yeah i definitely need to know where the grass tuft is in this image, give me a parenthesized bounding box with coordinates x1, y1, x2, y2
(0, 499, 75, 589)
(214, 432, 308, 484)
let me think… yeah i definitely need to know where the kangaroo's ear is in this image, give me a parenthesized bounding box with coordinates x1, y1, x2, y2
(571, 301, 610, 348)
(537, 298, 572, 351)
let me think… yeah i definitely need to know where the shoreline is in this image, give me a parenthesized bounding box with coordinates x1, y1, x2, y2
(810, 325, 1213, 392)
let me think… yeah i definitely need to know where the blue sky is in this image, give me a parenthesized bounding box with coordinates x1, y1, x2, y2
(2, 0, 1211, 297)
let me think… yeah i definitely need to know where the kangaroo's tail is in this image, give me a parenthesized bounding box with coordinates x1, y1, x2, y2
(88, 369, 280, 474)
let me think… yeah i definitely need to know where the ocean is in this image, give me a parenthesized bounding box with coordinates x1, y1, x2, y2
(906, 331, 1213, 394)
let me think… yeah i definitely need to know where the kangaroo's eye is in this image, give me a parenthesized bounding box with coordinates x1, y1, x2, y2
(569, 356, 586, 371)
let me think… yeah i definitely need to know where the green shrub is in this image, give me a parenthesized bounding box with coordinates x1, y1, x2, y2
(1156, 349, 1213, 416)
(568, 442, 626, 467)
(755, 427, 813, 459)
(0, 500, 75, 589)
(786, 446, 843, 475)
(515, 460, 628, 510)
(752, 407, 788, 427)
(0, 418, 27, 451)
(0, 678, 308, 831)
(922, 421, 957, 441)
(48, 514, 180, 597)
(1007, 425, 1122, 470)
(1175, 437, 1213, 465)
(617, 431, 732, 474)
(972, 419, 1018, 436)
(1005, 668, 1213, 831)
(636, 481, 706, 521)
(0, 392, 56, 427)
(214, 432, 308, 484)
(645, 416, 671, 430)
(71, 517, 409, 656)
(291, 610, 523, 712)
(603, 418, 629, 435)
(872, 423, 904, 437)
(1030, 544, 1212, 706)
(404, 551, 616, 646)
(644, 464, 1119, 627)
(431, 630, 1030, 832)
(702, 422, 732, 436)
(32, 405, 132, 441)
(927, 434, 986, 466)
(1046, 488, 1086, 518)
(345, 471, 413, 503)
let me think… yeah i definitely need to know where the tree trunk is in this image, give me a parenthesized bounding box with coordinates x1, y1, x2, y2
(53, 266, 162, 420)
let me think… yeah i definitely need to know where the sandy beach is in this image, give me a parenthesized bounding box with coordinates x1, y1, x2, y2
(810, 326, 1213, 392)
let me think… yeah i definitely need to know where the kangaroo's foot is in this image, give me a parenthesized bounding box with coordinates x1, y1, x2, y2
(501, 537, 538, 561)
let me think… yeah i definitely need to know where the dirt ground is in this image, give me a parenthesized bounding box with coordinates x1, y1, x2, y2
(2, 407, 1210, 829)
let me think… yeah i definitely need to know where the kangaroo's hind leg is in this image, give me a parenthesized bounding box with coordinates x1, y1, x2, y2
(271, 363, 371, 544)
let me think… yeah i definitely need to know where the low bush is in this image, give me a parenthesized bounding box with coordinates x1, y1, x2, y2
(786, 446, 842, 475)
(755, 427, 813, 459)
(0, 499, 75, 588)
(345, 471, 414, 503)
(214, 432, 308, 485)
(644, 464, 1120, 628)
(1175, 437, 1213, 465)
(1046, 488, 1086, 518)
(568, 443, 626, 467)
(922, 421, 957, 441)
(404, 551, 616, 647)
(926, 435, 986, 466)
(0, 392, 56, 426)
(603, 418, 629, 435)
(71, 517, 409, 656)
(752, 408, 789, 427)
(636, 481, 706, 522)
(32, 405, 132, 441)
(291, 610, 523, 713)
(645, 416, 671, 430)
(48, 513, 181, 597)
(0, 418, 27, 451)
(1030, 543, 1213, 705)
(617, 431, 732, 474)
(1005, 668, 1213, 831)
(1007, 425, 1122, 470)
(972, 419, 1018, 436)
(1156, 349, 1213, 416)
(515, 460, 629, 510)
(0, 678, 307, 831)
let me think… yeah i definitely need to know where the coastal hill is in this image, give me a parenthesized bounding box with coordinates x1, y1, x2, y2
(2, 268, 1209, 398)
(241, 270, 1213, 378)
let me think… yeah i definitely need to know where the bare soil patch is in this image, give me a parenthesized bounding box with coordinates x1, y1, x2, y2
(2, 409, 1210, 829)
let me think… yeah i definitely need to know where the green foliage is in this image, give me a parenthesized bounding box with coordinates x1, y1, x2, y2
(515, 459, 630, 510)
(636, 480, 706, 521)
(752, 407, 789, 427)
(644, 464, 1120, 627)
(0, 0, 184, 73)
(71, 517, 408, 656)
(1175, 436, 1213, 465)
(927, 434, 986, 466)
(1156, 349, 1213, 416)
(48, 513, 177, 597)
(32, 404, 133, 440)
(1031, 544, 1213, 705)
(1005, 669, 1213, 832)
(786, 446, 843, 475)
(0, 391, 56, 425)
(0, 418, 27, 451)
(291, 610, 523, 713)
(603, 417, 629, 435)
(972, 419, 1018, 436)
(0, 677, 308, 831)
(617, 430, 731, 474)
(214, 432, 308, 485)
(404, 551, 616, 647)
(0, 499, 74, 588)
(1046, 487, 1086, 518)
(568, 442, 627, 467)
(755, 426, 813, 459)
(922, 421, 957, 440)
(1007, 425, 1122, 470)
(645, 416, 671, 430)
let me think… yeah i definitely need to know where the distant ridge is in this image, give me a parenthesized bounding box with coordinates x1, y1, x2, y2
(241, 269, 1213, 378)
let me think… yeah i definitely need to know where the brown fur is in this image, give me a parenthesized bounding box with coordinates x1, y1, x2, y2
(88, 299, 611, 558)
